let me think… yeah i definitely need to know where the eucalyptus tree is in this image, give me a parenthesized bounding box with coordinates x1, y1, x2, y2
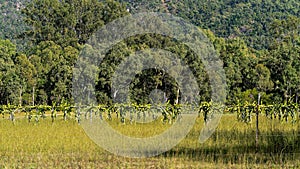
(0, 39, 19, 104)
(26, 41, 79, 105)
(14, 54, 36, 106)
(265, 16, 300, 103)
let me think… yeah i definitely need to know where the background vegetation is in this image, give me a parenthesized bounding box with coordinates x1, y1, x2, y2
(1, 0, 299, 106)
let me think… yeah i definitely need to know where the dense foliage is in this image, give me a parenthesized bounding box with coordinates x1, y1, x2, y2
(0, 0, 299, 107)
(121, 0, 300, 50)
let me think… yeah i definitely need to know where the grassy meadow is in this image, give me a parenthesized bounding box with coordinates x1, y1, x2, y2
(0, 113, 299, 168)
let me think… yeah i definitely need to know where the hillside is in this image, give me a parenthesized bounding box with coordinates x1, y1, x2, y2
(120, 0, 300, 49)
(1, 0, 299, 50)
(0, 0, 28, 50)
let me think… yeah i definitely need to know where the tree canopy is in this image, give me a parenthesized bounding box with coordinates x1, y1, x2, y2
(0, 0, 299, 106)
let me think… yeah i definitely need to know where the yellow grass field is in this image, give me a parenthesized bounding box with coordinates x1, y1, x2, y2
(0, 114, 299, 168)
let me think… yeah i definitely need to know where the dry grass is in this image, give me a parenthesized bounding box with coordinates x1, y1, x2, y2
(0, 114, 299, 168)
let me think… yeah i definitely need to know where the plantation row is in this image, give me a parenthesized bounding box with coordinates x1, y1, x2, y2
(0, 102, 299, 124)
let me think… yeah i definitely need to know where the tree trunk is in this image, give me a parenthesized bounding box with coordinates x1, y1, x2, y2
(19, 87, 23, 106)
(256, 92, 261, 153)
(32, 86, 35, 106)
(175, 88, 179, 104)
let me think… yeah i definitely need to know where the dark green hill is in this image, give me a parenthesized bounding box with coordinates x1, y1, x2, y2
(120, 0, 300, 49)
(1, 0, 299, 50)
(0, 0, 29, 50)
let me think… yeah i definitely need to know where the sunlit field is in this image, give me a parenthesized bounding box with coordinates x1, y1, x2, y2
(0, 113, 299, 168)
